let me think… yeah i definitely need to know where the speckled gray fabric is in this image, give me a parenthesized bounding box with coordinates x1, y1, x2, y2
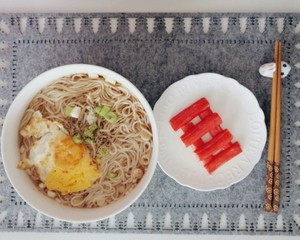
(0, 13, 300, 234)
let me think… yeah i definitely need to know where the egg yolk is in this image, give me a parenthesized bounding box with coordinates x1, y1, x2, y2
(44, 136, 101, 195)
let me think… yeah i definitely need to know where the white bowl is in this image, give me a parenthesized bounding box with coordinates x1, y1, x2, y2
(1, 64, 158, 222)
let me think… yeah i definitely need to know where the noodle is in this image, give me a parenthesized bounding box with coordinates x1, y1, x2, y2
(18, 73, 153, 208)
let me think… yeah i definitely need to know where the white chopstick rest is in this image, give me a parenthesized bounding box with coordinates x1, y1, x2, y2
(259, 61, 291, 78)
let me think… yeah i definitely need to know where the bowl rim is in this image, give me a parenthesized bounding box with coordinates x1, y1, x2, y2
(1, 64, 158, 222)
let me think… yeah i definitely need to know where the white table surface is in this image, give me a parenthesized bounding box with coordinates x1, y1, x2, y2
(1, 0, 300, 239)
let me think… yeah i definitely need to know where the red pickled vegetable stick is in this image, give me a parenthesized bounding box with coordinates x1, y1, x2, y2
(195, 129, 232, 156)
(196, 140, 232, 164)
(196, 143, 233, 164)
(181, 113, 222, 147)
(199, 107, 212, 118)
(195, 129, 233, 162)
(199, 108, 222, 136)
(204, 142, 242, 174)
(193, 137, 205, 149)
(170, 98, 209, 131)
(181, 122, 194, 132)
(210, 125, 222, 136)
(182, 122, 205, 146)
(222, 142, 233, 152)
(190, 108, 214, 149)
(202, 155, 212, 163)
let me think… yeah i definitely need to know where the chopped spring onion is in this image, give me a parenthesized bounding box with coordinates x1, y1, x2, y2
(94, 105, 117, 123)
(83, 123, 98, 138)
(64, 106, 73, 117)
(107, 172, 117, 179)
(87, 107, 97, 124)
(84, 138, 93, 144)
(89, 122, 98, 131)
(64, 106, 81, 118)
(72, 134, 83, 144)
(99, 105, 111, 117)
(104, 112, 117, 124)
(94, 106, 103, 116)
(84, 129, 94, 139)
(70, 106, 81, 118)
(98, 146, 109, 157)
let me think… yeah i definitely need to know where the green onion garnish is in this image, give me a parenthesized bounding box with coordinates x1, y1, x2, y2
(83, 123, 98, 138)
(89, 122, 98, 131)
(83, 129, 94, 139)
(84, 138, 93, 144)
(72, 134, 82, 144)
(99, 105, 111, 117)
(104, 112, 117, 124)
(64, 106, 73, 117)
(94, 106, 102, 116)
(98, 146, 109, 157)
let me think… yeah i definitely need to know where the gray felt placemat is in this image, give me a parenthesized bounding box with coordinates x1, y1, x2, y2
(0, 13, 300, 234)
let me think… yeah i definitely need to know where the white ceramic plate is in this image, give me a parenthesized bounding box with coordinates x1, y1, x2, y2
(154, 73, 267, 191)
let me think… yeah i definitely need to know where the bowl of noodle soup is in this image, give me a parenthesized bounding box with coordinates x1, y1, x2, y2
(1, 64, 158, 222)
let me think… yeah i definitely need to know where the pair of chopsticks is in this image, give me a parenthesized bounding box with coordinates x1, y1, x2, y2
(264, 40, 282, 213)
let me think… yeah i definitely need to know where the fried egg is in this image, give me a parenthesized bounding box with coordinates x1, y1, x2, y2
(20, 111, 101, 195)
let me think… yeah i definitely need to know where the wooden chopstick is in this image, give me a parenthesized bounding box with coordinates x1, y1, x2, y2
(264, 40, 282, 213)
(272, 40, 282, 213)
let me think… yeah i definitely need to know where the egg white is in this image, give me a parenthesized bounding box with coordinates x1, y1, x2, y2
(20, 111, 101, 194)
